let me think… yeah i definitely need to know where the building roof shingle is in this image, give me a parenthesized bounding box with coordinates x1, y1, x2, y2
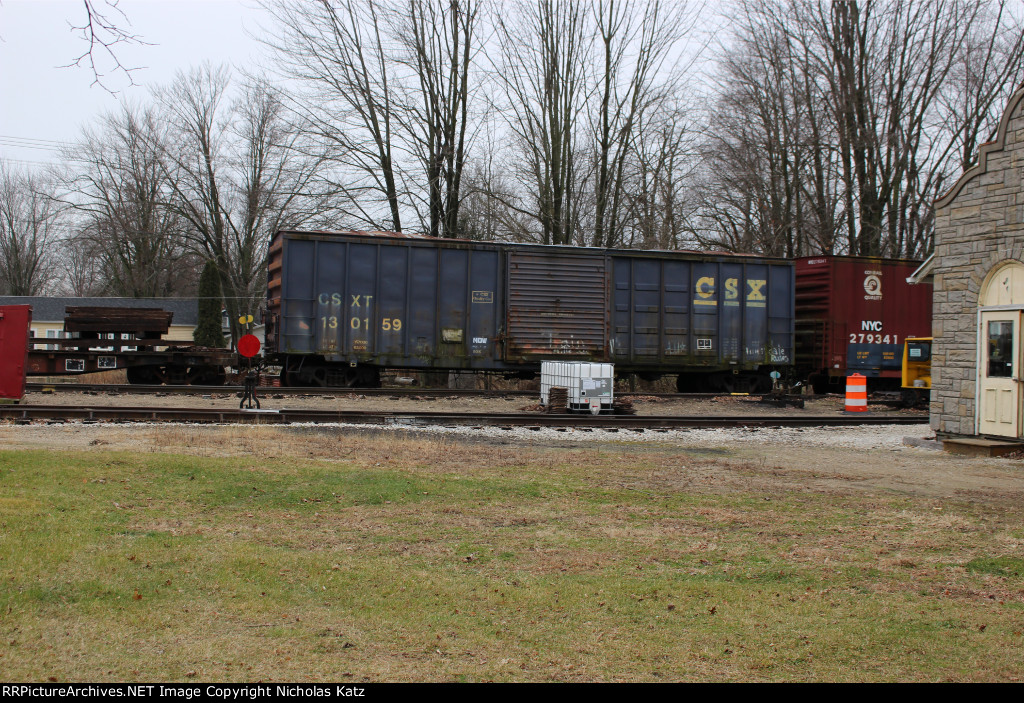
(0, 297, 199, 326)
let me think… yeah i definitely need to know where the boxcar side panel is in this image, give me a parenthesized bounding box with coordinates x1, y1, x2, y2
(609, 255, 794, 372)
(742, 262, 768, 363)
(720, 262, 744, 363)
(280, 238, 317, 354)
(437, 248, 469, 362)
(767, 262, 795, 364)
(692, 261, 721, 363)
(614, 257, 662, 361)
(279, 232, 505, 370)
(377, 245, 410, 356)
(663, 260, 691, 359)
(343, 243, 378, 354)
(408, 246, 439, 360)
(469, 250, 499, 360)
(311, 239, 346, 354)
(793, 257, 832, 374)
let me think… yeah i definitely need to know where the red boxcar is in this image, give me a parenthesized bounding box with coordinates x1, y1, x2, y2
(0, 305, 31, 401)
(794, 256, 932, 393)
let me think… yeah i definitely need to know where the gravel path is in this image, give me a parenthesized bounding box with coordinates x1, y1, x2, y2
(291, 418, 931, 449)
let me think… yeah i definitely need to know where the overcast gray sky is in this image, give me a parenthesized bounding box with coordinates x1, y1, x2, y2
(0, 0, 267, 168)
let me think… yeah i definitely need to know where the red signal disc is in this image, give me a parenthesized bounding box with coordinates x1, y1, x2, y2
(238, 334, 261, 358)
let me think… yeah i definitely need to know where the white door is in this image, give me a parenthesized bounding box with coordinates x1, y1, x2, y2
(978, 310, 1023, 437)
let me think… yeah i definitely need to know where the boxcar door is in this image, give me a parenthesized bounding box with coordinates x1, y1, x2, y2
(504, 250, 606, 361)
(978, 309, 1023, 437)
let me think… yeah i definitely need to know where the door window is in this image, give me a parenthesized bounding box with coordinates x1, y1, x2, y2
(987, 320, 1014, 377)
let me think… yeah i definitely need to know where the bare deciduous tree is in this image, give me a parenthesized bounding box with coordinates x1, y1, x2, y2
(626, 100, 700, 250)
(940, 1, 1024, 172)
(158, 65, 329, 344)
(0, 163, 62, 296)
(493, 0, 592, 245)
(262, 0, 405, 232)
(67, 0, 148, 91)
(262, 0, 483, 238)
(810, 0, 1023, 256)
(590, 0, 698, 248)
(62, 104, 195, 297)
(698, 2, 839, 257)
(56, 237, 106, 297)
(395, 0, 481, 238)
(456, 140, 534, 241)
(699, 0, 1023, 258)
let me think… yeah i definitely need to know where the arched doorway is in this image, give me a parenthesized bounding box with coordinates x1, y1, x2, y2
(977, 261, 1024, 437)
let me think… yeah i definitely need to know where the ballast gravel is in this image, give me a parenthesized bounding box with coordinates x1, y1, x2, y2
(280, 419, 930, 450)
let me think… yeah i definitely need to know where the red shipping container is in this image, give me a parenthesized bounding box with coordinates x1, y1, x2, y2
(795, 256, 932, 393)
(0, 305, 31, 401)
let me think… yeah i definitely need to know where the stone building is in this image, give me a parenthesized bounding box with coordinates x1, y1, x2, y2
(930, 83, 1024, 439)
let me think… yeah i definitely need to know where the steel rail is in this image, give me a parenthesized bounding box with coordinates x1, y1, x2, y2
(0, 404, 927, 429)
(25, 382, 536, 397)
(24, 382, 844, 402)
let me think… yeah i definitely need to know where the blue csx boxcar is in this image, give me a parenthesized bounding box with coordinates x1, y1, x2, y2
(265, 230, 795, 391)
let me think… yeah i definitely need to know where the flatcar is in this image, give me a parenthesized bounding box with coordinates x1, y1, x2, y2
(794, 256, 932, 394)
(264, 230, 796, 392)
(19, 305, 235, 385)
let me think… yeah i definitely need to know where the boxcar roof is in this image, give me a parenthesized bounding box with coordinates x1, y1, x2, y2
(274, 229, 783, 262)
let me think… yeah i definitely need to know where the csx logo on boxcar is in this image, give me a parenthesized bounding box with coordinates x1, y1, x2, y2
(694, 278, 767, 306)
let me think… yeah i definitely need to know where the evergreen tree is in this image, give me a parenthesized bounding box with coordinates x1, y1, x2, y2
(193, 259, 226, 348)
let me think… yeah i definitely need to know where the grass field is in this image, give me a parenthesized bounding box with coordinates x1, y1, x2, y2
(1, 428, 1022, 682)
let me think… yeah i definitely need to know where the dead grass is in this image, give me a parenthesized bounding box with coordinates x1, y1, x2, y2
(32, 369, 128, 384)
(1, 428, 1024, 681)
(143, 425, 527, 471)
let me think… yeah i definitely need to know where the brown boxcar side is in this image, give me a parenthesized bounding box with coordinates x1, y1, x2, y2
(795, 256, 932, 392)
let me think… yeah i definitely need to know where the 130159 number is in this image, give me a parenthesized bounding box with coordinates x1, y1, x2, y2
(320, 316, 403, 332)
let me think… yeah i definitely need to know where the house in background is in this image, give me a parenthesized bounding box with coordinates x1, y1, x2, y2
(0, 296, 265, 350)
(0, 297, 200, 349)
(930, 83, 1024, 443)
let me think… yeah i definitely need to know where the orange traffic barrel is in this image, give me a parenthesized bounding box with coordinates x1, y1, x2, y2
(844, 373, 868, 412)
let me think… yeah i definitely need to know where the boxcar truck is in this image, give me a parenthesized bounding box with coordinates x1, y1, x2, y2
(794, 256, 932, 394)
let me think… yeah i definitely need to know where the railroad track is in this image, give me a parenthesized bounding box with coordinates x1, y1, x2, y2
(24, 382, 884, 404)
(0, 404, 927, 429)
(25, 382, 537, 397)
